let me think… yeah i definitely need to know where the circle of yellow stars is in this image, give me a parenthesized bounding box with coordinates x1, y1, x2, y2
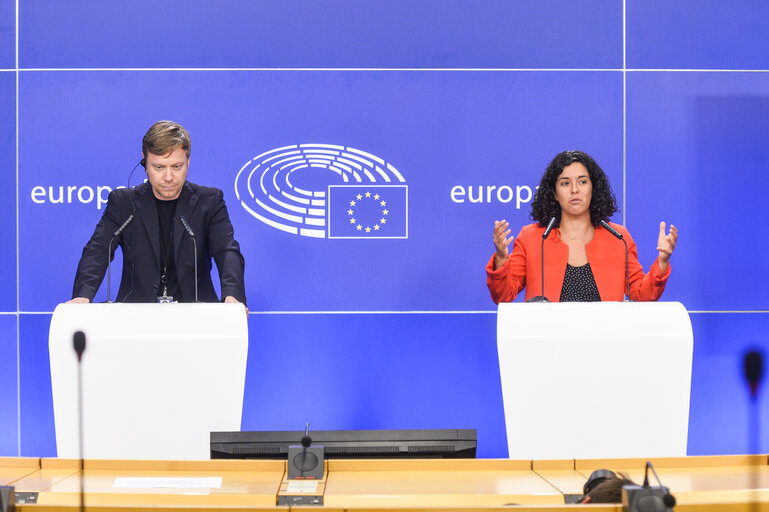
(347, 191, 388, 234)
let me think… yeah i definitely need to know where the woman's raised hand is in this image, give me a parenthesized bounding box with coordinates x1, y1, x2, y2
(657, 221, 678, 272)
(493, 220, 513, 269)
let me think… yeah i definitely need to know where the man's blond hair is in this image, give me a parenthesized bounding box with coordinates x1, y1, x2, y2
(142, 120, 191, 159)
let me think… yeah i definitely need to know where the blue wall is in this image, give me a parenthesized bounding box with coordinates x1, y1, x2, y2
(2, 0, 768, 458)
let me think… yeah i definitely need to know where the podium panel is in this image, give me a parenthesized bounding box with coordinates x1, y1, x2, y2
(49, 303, 248, 460)
(497, 302, 693, 459)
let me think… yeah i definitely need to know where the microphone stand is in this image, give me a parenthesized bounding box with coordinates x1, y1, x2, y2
(179, 216, 199, 303)
(526, 217, 557, 303)
(106, 237, 116, 303)
(106, 214, 134, 303)
(599, 220, 631, 301)
(744, 350, 763, 512)
(621, 237, 630, 301)
(73, 331, 86, 512)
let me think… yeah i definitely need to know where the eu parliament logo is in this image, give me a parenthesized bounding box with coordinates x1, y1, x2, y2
(235, 144, 408, 239)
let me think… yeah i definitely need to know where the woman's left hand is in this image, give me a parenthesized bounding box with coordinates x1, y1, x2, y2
(657, 221, 678, 269)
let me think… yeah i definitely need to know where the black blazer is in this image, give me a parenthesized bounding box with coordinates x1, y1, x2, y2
(72, 181, 246, 303)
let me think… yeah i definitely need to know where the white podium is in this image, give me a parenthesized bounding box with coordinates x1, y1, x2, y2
(497, 302, 693, 459)
(49, 303, 248, 460)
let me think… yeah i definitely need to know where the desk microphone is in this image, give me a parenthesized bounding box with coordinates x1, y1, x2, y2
(600, 220, 630, 301)
(526, 216, 556, 303)
(623, 461, 675, 511)
(287, 423, 324, 480)
(301, 423, 312, 448)
(179, 216, 199, 303)
(106, 214, 134, 303)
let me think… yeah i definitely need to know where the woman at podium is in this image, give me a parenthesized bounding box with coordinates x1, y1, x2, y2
(486, 150, 678, 303)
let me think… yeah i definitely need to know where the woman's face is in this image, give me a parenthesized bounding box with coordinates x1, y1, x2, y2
(554, 162, 592, 219)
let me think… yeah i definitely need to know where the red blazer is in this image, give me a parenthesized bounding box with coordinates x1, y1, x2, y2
(486, 222, 670, 303)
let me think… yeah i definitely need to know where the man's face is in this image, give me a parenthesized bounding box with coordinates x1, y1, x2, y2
(145, 146, 189, 200)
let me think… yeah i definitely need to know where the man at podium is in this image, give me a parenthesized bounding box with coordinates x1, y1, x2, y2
(67, 121, 247, 305)
(486, 150, 677, 303)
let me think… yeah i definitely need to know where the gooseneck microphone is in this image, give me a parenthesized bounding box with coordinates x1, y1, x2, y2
(301, 422, 312, 448)
(526, 216, 557, 303)
(106, 214, 134, 303)
(286, 422, 325, 481)
(73, 331, 86, 512)
(282, 423, 325, 503)
(622, 461, 675, 511)
(179, 216, 199, 303)
(744, 350, 764, 505)
(599, 220, 630, 301)
(643, 462, 676, 510)
(542, 216, 557, 239)
(745, 350, 764, 400)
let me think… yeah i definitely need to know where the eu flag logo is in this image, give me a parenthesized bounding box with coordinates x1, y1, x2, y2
(327, 185, 408, 239)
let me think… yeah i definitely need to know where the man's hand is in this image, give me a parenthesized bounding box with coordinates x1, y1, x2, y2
(224, 296, 248, 317)
(66, 297, 90, 304)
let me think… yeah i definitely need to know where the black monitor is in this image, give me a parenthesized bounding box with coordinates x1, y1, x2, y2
(210, 429, 476, 459)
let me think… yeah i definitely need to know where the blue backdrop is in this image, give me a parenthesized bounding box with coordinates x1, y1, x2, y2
(3, 0, 768, 458)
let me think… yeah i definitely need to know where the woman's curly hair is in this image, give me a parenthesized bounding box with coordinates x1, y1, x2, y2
(530, 150, 618, 227)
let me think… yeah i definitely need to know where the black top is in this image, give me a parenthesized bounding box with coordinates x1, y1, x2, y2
(560, 262, 601, 302)
(156, 197, 182, 301)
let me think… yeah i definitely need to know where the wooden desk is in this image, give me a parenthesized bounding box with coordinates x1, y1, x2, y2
(577, 454, 769, 510)
(13, 459, 285, 509)
(533, 459, 587, 495)
(0, 457, 40, 486)
(325, 459, 563, 507)
(0, 455, 766, 511)
(9, 458, 80, 493)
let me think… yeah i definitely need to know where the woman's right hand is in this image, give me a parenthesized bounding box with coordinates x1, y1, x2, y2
(493, 220, 513, 269)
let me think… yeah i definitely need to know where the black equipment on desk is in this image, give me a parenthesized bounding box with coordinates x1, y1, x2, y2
(622, 461, 676, 511)
(287, 423, 325, 480)
(211, 428, 477, 459)
(0, 487, 14, 512)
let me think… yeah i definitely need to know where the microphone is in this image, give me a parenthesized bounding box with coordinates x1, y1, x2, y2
(179, 216, 196, 238)
(286, 423, 325, 481)
(526, 216, 557, 303)
(72, 331, 86, 512)
(301, 422, 312, 448)
(600, 220, 631, 301)
(73, 331, 86, 361)
(106, 214, 134, 303)
(112, 215, 135, 239)
(744, 350, 763, 399)
(542, 216, 557, 239)
(179, 216, 199, 303)
(599, 220, 622, 239)
(744, 350, 764, 498)
(643, 462, 676, 509)
(623, 461, 675, 511)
